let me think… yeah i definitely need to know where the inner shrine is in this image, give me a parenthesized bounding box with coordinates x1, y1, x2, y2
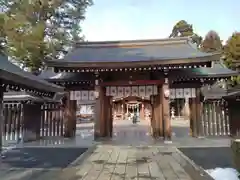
(41, 37, 238, 141)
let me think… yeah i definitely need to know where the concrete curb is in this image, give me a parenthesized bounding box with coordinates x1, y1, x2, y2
(69, 144, 97, 167)
(57, 145, 98, 180)
(175, 148, 214, 180)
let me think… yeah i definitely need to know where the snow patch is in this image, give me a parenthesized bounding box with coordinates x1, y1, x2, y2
(206, 168, 239, 180)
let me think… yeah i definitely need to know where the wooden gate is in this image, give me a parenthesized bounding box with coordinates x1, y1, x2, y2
(3, 103, 23, 144)
(200, 101, 230, 137)
(2, 103, 65, 146)
(40, 104, 64, 137)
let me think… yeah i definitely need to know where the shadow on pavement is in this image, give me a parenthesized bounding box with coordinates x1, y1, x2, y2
(172, 126, 190, 138)
(179, 147, 234, 170)
(1, 147, 87, 169)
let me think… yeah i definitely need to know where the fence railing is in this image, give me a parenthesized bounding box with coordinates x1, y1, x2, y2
(200, 101, 230, 136)
(40, 104, 64, 137)
(3, 103, 23, 143)
(2, 103, 65, 145)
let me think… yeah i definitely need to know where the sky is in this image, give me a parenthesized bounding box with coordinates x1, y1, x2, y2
(82, 0, 240, 42)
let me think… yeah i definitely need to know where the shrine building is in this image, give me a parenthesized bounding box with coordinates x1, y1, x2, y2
(41, 37, 238, 141)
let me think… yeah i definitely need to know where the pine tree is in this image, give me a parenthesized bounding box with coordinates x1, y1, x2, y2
(169, 20, 202, 47)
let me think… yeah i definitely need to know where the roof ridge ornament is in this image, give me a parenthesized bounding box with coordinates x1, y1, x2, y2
(75, 37, 190, 48)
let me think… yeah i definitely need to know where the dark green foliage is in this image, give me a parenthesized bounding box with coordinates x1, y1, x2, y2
(0, 0, 92, 72)
(169, 20, 202, 47)
(223, 33, 240, 85)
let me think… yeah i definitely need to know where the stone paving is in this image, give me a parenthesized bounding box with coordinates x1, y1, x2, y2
(0, 119, 231, 180)
(61, 145, 193, 180)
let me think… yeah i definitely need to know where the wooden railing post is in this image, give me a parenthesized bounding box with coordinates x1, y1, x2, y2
(22, 104, 41, 142)
(0, 87, 3, 152)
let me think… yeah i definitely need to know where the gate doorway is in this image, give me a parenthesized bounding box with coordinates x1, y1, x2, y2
(107, 85, 156, 144)
(170, 88, 196, 138)
(112, 96, 151, 122)
(70, 82, 172, 143)
(170, 98, 191, 138)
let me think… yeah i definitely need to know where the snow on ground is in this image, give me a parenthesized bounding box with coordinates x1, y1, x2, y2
(206, 168, 239, 180)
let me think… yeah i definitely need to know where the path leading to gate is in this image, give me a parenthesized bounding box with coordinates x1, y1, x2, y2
(111, 120, 154, 145)
(60, 145, 194, 180)
(0, 119, 230, 180)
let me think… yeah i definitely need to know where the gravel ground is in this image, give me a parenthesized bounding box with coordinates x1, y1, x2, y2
(179, 147, 234, 170)
(0, 147, 87, 180)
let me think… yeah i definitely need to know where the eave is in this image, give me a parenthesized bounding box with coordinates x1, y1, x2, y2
(47, 54, 219, 71)
(0, 55, 64, 97)
(3, 91, 59, 103)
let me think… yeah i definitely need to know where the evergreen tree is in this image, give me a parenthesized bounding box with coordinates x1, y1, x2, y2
(0, 0, 92, 72)
(223, 32, 240, 85)
(169, 20, 202, 47)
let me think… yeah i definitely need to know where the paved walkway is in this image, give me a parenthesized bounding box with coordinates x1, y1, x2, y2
(1, 119, 230, 179)
(61, 145, 192, 180)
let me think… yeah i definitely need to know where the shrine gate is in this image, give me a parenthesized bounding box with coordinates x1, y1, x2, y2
(41, 37, 237, 141)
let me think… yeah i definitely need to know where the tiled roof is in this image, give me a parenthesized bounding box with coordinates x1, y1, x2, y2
(48, 37, 219, 64)
(0, 55, 64, 93)
(201, 83, 227, 100)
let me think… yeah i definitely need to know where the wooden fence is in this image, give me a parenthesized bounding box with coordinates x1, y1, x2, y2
(2, 103, 65, 145)
(40, 104, 64, 137)
(200, 101, 230, 137)
(3, 103, 23, 142)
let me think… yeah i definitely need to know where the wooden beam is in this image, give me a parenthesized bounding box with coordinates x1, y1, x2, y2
(100, 80, 164, 86)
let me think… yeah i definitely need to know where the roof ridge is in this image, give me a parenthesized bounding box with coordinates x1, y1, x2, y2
(75, 37, 191, 48)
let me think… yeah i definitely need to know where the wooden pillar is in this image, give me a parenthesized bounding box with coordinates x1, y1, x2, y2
(196, 88, 203, 137)
(94, 85, 100, 138)
(151, 86, 163, 138)
(22, 104, 41, 142)
(189, 88, 202, 137)
(189, 97, 197, 137)
(140, 103, 145, 120)
(109, 97, 113, 137)
(104, 96, 113, 137)
(0, 87, 3, 151)
(228, 100, 240, 137)
(94, 85, 106, 138)
(162, 78, 171, 141)
(150, 95, 156, 137)
(63, 93, 77, 138)
(158, 86, 163, 137)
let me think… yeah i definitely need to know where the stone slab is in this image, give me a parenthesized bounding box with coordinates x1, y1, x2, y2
(68, 145, 197, 180)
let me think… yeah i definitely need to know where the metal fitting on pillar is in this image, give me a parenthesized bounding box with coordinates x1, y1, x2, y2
(164, 77, 168, 84)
